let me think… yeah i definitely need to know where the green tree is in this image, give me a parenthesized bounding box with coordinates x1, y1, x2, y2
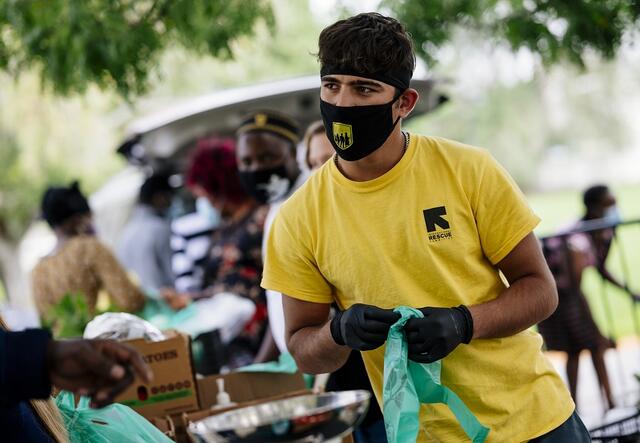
(0, 0, 273, 98)
(389, 0, 640, 67)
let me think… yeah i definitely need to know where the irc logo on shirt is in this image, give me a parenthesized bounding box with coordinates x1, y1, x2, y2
(332, 122, 353, 149)
(423, 206, 453, 242)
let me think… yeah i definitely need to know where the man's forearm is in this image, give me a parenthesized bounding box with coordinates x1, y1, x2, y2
(470, 273, 557, 339)
(288, 321, 350, 374)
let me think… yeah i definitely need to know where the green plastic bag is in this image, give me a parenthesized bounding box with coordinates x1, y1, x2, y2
(383, 307, 490, 443)
(237, 352, 298, 374)
(56, 391, 174, 443)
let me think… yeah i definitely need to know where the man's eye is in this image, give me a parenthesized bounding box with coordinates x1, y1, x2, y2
(357, 86, 373, 94)
(323, 83, 338, 90)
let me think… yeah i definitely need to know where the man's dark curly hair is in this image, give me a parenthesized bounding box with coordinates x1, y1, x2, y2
(318, 13, 415, 76)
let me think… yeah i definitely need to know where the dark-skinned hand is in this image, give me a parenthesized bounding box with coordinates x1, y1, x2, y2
(46, 339, 153, 408)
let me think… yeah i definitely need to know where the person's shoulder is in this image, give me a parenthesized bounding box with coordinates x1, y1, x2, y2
(414, 134, 490, 162)
(71, 235, 113, 257)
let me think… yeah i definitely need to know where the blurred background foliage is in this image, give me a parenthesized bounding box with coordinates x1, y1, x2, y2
(390, 0, 640, 67)
(0, 0, 274, 97)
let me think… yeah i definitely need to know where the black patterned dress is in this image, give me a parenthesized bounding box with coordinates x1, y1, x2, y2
(538, 226, 614, 354)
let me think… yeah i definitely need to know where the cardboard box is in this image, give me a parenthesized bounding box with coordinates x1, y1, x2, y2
(115, 330, 199, 418)
(147, 416, 176, 440)
(196, 371, 307, 408)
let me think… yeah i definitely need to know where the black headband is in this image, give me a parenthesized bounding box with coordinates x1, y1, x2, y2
(320, 64, 412, 91)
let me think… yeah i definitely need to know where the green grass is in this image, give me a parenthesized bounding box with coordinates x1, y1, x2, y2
(528, 183, 640, 339)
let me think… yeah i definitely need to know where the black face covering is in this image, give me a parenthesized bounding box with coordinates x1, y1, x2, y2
(320, 95, 402, 161)
(238, 164, 293, 204)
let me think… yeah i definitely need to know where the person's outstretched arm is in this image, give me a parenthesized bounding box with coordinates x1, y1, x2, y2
(1, 329, 152, 408)
(469, 232, 558, 338)
(405, 233, 558, 364)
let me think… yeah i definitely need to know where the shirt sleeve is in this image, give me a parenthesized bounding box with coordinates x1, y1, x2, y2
(470, 151, 541, 265)
(90, 239, 146, 312)
(0, 329, 51, 406)
(261, 211, 334, 304)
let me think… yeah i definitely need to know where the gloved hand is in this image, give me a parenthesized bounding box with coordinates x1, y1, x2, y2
(404, 305, 473, 363)
(330, 303, 400, 351)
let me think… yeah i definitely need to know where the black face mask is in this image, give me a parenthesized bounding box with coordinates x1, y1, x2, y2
(238, 164, 293, 204)
(320, 94, 402, 161)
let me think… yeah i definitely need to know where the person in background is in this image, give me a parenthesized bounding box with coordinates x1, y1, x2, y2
(1, 316, 152, 443)
(235, 111, 304, 363)
(538, 184, 639, 411)
(117, 173, 176, 294)
(305, 122, 387, 443)
(170, 196, 219, 294)
(32, 182, 146, 316)
(177, 138, 269, 367)
(304, 120, 334, 170)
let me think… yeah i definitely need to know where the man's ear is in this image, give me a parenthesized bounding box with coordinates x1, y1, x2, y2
(398, 88, 420, 118)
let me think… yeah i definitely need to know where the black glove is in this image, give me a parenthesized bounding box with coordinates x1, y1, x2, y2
(330, 303, 400, 351)
(404, 305, 473, 363)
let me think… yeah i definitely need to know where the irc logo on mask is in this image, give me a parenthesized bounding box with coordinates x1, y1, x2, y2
(332, 122, 353, 150)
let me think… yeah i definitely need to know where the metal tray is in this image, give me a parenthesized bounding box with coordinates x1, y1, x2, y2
(187, 390, 371, 443)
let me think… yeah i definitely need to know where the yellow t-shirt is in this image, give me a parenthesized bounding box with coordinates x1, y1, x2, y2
(262, 134, 574, 442)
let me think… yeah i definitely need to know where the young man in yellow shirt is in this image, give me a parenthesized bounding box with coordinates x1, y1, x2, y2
(262, 12, 587, 442)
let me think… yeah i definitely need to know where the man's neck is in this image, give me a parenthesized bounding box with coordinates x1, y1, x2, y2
(336, 127, 406, 182)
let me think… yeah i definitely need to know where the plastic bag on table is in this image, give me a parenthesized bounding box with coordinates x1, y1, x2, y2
(55, 391, 174, 443)
(83, 312, 165, 342)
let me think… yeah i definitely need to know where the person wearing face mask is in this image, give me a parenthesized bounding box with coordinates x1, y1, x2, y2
(261, 13, 584, 442)
(117, 173, 176, 294)
(32, 182, 146, 317)
(235, 111, 306, 362)
(538, 184, 639, 411)
(181, 139, 270, 367)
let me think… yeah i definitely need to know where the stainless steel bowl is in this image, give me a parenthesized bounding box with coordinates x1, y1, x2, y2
(187, 390, 371, 443)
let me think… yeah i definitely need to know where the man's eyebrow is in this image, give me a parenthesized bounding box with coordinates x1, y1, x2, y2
(321, 75, 341, 83)
(321, 76, 383, 89)
(349, 79, 383, 88)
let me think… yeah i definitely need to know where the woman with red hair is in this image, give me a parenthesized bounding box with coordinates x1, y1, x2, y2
(177, 138, 270, 368)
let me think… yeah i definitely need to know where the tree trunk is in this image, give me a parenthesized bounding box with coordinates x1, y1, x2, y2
(0, 236, 32, 309)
